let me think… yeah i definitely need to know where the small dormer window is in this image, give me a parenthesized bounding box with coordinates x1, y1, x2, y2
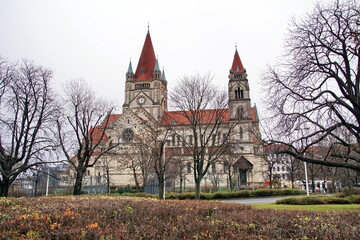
(236, 66, 239, 71)
(172, 119, 177, 125)
(109, 122, 114, 128)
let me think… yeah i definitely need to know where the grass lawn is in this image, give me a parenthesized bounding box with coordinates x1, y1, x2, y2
(251, 203, 360, 212)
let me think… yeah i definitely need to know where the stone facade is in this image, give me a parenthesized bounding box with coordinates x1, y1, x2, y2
(85, 30, 267, 191)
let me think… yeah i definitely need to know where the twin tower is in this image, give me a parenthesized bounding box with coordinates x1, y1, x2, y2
(122, 29, 254, 123)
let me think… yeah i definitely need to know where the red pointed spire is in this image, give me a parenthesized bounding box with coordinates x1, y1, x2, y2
(230, 49, 245, 73)
(134, 31, 156, 81)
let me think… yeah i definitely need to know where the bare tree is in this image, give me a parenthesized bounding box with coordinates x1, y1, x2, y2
(0, 57, 13, 103)
(97, 155, 116, 194)
(0, 59, 57, 197)
(170, 73, 236, 199)
(264, 146, 283, 189)
(121, 149, 143, 191)
(172, 156, 189, 193)
(121, 136, 154, 191)
(262, 0, 360, 171)
(284, 156, 302, 189)
(57, 80, 119, 195)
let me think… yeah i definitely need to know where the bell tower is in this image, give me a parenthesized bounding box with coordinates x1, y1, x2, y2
(228, 47, 251, 120)
(122, 29, 168, 121)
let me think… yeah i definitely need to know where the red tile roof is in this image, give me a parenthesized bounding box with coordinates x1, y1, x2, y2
(230, 50, 245, 73)
(161, 107, 257, 126)
(250, 107, 257, 121)
(161, 109, 230, 125)
(90, 126, 109, 145)
(102, 114, 121, 128)
(134, 32, 156, 81)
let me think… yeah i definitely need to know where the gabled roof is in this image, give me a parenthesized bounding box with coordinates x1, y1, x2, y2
(90, 126, 109, 145)
(230, 49, 245, 73)
(161, 109, 230, 126)
(161, 107, 258, 126)
(134, 32, 156, 81)
(102, 114, 122, 128)
(234, 156, 253, 170)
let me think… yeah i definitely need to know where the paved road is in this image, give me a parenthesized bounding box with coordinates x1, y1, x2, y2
(221, 195, 306, 204)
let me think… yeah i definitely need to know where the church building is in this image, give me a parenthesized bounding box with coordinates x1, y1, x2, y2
(86, 29, 267, 191)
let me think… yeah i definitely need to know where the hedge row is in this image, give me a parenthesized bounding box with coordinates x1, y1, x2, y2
(168, 188, 306, 200)
(118, 188, 306, 200)
(276, 195, 360, 205)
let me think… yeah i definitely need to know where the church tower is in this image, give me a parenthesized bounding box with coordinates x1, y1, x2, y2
(123, 29, 168, 121)
(228, 47, 252, 121)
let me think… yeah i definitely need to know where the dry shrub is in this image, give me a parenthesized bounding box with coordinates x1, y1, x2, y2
(0, 196, 358, 239)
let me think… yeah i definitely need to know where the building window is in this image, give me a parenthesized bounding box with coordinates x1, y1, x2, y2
(237, 108, 244, 119)
(235, 87, 244, 99)
(273, 167, 276, 172)
(135, 83, 150, 89)
(277, 166, 280, 172)
(187, 162, 191, 173)
(172, 135, 175, 146)
(177, 135, 181, 146)
(282, 166, 285, 171)
(217, 132, 221, 145)
(189, 135, 193, 146)
(211, 162, 216, 174)
(223, 133, 227, 143)
(240, 127, 243, 139)
(212, 134, 216, 145)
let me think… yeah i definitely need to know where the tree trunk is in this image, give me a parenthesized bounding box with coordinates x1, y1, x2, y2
(0, 178, 10, 197)
(132, 167, 140, 191)
(179, 174, 183, 193)
(106, 168, 110, 194)
(346, 169, 353, 196)
(195, 178, 201, 199)
(158, 174, 165, 200)
(73, 171, 84, 195)
(228, 169, 233, 191)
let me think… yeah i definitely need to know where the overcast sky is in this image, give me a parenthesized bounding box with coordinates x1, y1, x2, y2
(0, 0, 321, 116)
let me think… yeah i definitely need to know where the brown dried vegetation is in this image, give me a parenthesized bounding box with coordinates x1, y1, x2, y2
(0, 196, 359, 239)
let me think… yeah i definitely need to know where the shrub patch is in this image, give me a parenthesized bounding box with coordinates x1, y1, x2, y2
(0, 196, 358, 239)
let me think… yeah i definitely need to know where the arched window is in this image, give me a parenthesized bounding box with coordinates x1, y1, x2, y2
(237, 108, 244, 119)
(235, 87, 244, 99)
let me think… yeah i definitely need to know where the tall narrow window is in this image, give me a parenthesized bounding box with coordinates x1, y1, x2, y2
(223, 133, 227, 143)
(240, 127, 243, 139)
(211, 162, 216, 174)
(237, 108, 244, 119)
(189, 135, 193, 146)
(187, 162, 191, 173)
(172, 134, 175, 146)
(177, 135, 181, 146)
(240, 89, 244, 98)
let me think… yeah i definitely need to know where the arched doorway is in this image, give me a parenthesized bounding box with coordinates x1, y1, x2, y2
(234, 156, 253, 188)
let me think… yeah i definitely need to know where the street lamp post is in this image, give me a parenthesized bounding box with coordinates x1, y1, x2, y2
(304, 161, 309, 196)
(46, 167, 50, 197)
(296, 125, 310, 196)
